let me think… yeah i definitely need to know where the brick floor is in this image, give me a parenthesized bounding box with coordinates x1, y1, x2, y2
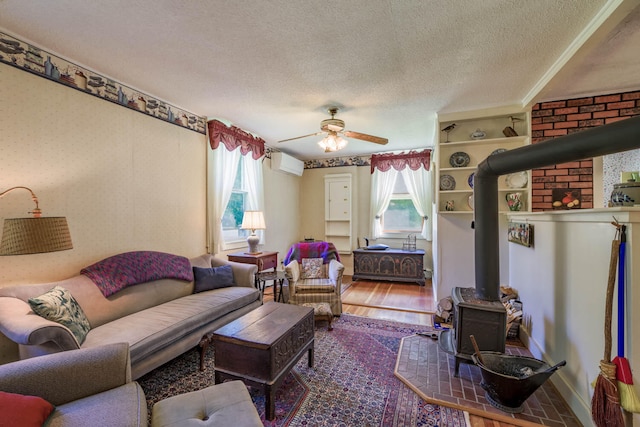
(395, 334, 582, 426)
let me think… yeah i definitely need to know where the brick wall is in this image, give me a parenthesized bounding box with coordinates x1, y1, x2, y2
(531, 90, 640, 211)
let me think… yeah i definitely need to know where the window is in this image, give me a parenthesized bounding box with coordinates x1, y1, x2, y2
(370, 149, 432, 241)
(382, 174, 423, 234)
(221, 159, 249, 244)
(207, 119, 265, 254)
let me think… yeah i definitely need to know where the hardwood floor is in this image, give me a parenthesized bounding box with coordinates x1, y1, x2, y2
(341, 278, 435, 325)
(263, 276, 515, 427)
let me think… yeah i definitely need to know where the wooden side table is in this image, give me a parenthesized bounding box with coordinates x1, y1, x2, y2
(227, 251, 278, 289)
(256, 270, 290, 302)
(227, 251, 278, 272)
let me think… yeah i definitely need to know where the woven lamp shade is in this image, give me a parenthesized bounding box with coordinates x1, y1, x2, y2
(0, 217, 73, 255)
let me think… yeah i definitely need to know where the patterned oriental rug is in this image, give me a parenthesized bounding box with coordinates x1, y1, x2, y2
(139, 314, 470, 427)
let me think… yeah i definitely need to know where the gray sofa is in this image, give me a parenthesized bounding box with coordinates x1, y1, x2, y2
(0, 253, 261, 379)
(0, 342, 263, 427)
(0, 342, 147, 426)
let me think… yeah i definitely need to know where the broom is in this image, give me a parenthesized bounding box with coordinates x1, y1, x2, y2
(613, 225, 640, 412)
(591, 234, 624, 427)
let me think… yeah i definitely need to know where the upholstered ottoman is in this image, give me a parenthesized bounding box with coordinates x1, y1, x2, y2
(302, 302, 334, 330)
(151, 380, 262, 427)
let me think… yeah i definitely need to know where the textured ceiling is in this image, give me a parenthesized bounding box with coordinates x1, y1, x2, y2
(1, 0, 639, 160)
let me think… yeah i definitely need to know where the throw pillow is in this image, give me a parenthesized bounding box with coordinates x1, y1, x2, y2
(193, 265, 236, 293)
(0, 391, 54, 427)
(28, 286, 91, 346)
(301, 258, 324, 279)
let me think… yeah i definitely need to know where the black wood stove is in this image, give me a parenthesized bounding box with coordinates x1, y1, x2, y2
(439, 288, 506, 376)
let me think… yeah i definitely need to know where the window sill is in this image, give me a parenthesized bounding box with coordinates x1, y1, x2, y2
(223, 240, 248, 251)
(378, 234, 425, 240)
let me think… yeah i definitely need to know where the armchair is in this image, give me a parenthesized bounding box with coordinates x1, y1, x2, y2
(284, 242, 345, 315)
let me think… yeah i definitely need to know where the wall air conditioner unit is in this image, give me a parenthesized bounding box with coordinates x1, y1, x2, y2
(271, 152, 304, 176)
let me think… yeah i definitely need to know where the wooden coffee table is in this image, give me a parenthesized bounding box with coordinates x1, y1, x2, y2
(212, 302, 314, 420)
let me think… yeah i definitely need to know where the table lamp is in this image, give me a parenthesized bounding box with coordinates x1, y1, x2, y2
(0, 186, 73, 255)
(241, 211, 265, 254)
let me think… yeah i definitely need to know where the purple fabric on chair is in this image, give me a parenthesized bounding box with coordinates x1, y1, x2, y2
(81, 251, 194, 297)
(284, 242, 341, 265)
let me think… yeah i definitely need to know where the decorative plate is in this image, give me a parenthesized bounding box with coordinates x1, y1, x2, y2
(471, 129, 486, 140)
(491, 148, 507, 156)
(468, 194, 474, 210)
(449, 152, 470, 167)
(468, 172, 475, 189)
(505, 171, 528, 188)
(440, 174, 456, 191)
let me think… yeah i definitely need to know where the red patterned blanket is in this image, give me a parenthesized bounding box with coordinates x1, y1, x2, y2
(284, 242, 340, 265)
(81, 251, 193, 297)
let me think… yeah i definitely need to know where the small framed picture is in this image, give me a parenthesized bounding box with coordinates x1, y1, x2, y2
(508, 222, 533, 247)
(552, 189, 581, 209)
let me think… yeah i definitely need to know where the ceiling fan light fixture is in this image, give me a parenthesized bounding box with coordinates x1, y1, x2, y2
(278, 106, 387, 147)
(318, 131, 348, 152)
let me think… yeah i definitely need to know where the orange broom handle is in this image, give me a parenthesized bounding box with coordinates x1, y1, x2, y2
(604, 239, 620, 362)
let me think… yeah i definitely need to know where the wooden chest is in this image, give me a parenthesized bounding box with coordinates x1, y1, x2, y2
(353, 248, 426, 285)
(212, 302, 314, 420)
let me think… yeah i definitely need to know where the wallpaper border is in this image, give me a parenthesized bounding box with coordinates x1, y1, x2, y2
(304, 155, 370, 169)
(0, 31, 206, 134)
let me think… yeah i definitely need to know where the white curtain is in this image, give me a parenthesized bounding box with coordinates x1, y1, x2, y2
(242, 152, 265, 243)
(207, 146, 241, 254)
(401, 165, 433, 241)
(370, 168, 399, 239)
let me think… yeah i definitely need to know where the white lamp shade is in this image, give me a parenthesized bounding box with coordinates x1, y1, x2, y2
(241, 211, 265, 231)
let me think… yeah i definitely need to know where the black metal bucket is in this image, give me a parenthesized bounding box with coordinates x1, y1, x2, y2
(471, 352, 566, 413)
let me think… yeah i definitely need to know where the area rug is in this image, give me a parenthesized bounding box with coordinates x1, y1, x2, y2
(139, 314, 470, 426)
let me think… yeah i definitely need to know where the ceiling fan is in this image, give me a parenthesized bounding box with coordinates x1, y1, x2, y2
(278, 107, 388, 152)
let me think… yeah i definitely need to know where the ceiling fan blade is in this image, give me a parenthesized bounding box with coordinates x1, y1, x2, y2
(343, 130, 388, 145)
(277, 132, 323, 143)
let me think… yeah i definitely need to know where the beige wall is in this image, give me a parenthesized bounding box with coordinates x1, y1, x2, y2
(0, 63, 208, 286)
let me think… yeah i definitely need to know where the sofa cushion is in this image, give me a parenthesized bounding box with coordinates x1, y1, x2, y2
(301, 258, 324, 279)
(82, 286, 260, 366)
(28, 286, 91, 345)
(295, 278, 336, 293)
(0, 391, 54, 427)
(49, 382, 146, 427)
(193, 265, 235, 293)
(0, 276, 194, 329)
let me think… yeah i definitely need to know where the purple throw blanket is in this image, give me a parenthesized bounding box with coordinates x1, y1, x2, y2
(284, 242, 340, 265)
(81, 251, 194, 297)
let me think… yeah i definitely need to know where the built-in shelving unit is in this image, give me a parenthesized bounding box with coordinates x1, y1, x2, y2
(324, 173, 352, 254)
(432, 107, 531, 301)
(437, 113, 531, 214)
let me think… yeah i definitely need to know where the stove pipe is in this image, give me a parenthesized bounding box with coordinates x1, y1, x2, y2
(474, 115, 640, 301)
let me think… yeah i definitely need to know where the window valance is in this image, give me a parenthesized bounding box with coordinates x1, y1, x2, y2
(370, 149, 431, 173)
(207, 119, 265, 160)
